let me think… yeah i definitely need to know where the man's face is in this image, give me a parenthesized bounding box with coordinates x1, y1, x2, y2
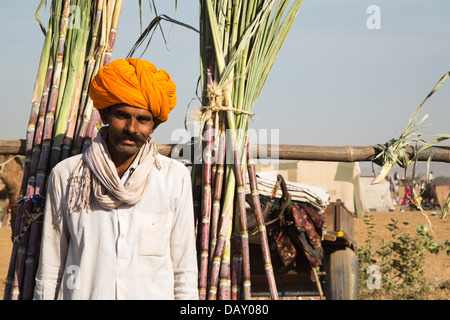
(100, 104, 155, 159)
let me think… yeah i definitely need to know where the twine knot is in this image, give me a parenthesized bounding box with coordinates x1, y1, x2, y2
(372, 138, 415, 169)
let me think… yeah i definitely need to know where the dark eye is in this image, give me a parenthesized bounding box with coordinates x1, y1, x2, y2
(113, 111, 129, 119)
(138, 116, 153, 124)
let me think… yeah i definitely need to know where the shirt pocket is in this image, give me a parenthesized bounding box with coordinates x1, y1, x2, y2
(138, 211, 171, 257)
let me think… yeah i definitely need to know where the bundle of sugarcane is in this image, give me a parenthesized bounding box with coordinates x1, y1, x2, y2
(4, 0, 123, 300)
(195, 0, 305, 300)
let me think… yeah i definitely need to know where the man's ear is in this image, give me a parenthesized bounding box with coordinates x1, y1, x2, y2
(98, 108, 109, 125)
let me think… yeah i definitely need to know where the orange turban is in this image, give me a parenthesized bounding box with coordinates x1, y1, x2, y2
(89, 58, 177, 123)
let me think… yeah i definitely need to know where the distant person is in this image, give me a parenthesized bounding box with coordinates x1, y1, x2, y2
(419, 179, 425, 194)
(401, 183, 412, 212)
(393, 172, 400, 205)
(389, 174, 399, 206)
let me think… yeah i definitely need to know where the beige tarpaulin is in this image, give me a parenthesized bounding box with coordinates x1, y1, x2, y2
(255, 160, 394, 215)
(358, 176, 395, 212)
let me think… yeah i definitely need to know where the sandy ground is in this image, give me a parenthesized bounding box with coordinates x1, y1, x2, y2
(354, 185, 450, 299)
(1, 186, 449, 300)
(354, 209, 450, 294)
(0, 227, 12, 299)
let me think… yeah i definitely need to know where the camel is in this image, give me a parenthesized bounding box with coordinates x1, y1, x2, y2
(0, 154, 24, 241)
(420, 183, 440, 209)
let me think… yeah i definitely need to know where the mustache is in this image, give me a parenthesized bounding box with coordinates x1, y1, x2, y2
(116, 131, 146, 143)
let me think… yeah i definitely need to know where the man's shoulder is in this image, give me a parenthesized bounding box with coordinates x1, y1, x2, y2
(156, 154, 190, 176)
(51, 154, 83, 177)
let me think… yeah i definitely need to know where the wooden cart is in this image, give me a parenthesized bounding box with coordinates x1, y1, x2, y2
(249, 198, 358, 300)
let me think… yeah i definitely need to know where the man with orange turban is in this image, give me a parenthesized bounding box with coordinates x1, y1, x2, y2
(34, 58, 198, 300)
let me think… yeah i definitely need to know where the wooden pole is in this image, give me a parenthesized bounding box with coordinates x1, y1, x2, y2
(2, 139, 450, 163)
(0, 140, 27, 156)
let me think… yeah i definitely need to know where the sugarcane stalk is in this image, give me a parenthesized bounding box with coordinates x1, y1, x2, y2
(218, 238, 232, 299)
(60, 57, 86, 160)
(231, 235, 242, 300)
(21, 2, 92, 299)
(69, 0, 108, 156)
(218, 142, 238, 301)
(71, 98, 94, 155)
(209, 122, 226, 267)
(198, 0, 306, 301)
(20, 208, 43, 300)
(208, 165, 235, 300)
(207, 239, 224, 299)
(226, 108, 251, 300)
(20, 3, 56, 207)
(103, 0, 122, 65)
(82, 108, 102, 152)
(247, 142, 278, 300)
(53, 0, 74, 128)
(5, 0, 72, 299)
(202, 0, 260, 301)
(198, 116, 214, 300)
(60, 2, 91, 160)
(5, 57, 53, 300)
(77, 56, 106, 153)
(9, 111, 47, 299)
(10, 179, 37, 300)
(19, 58, 56, 299)
(192, 162, 202, 241)
(10, 0, 72, 299)
(51, 0, 91, 167)
(210, 113, 220, 187)
(72, 1, 104, 154)
(25, 27, 53, 164)
(80, 1, 120, 153)
(3, 12, 56, 298)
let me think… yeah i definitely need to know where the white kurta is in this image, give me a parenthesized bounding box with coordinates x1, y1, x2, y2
(34, 153, 198, 300)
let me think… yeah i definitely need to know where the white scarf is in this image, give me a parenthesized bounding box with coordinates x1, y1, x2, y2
(67, 127, 160, 211)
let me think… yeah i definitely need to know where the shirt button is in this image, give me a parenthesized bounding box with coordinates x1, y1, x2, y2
(120, 234, 126, 238)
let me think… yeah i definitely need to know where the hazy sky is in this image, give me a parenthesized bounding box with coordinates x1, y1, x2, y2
(1, 0, 449, 152)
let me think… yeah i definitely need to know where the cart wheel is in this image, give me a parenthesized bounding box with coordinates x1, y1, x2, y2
(323, 246, 358, 300)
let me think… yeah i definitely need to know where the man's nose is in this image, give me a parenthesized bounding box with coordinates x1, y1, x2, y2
(125, 117, 138, 133)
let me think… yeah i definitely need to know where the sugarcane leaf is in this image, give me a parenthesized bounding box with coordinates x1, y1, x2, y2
(419, 71, 450, 109)
(127, 14, 199, 58)
(217, 0, 278, 84)
(244, 0, 304, 109)
(416, 135, 450, 153)
(440, 192, 450, 219)
(35, 0, 48, 35)
(407, 70, 450, 128)
(138, 0, 143, 33)
(205, 0, 226, 74)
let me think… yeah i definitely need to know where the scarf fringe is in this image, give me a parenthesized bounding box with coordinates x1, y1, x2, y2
(67, 164, 92, 212)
